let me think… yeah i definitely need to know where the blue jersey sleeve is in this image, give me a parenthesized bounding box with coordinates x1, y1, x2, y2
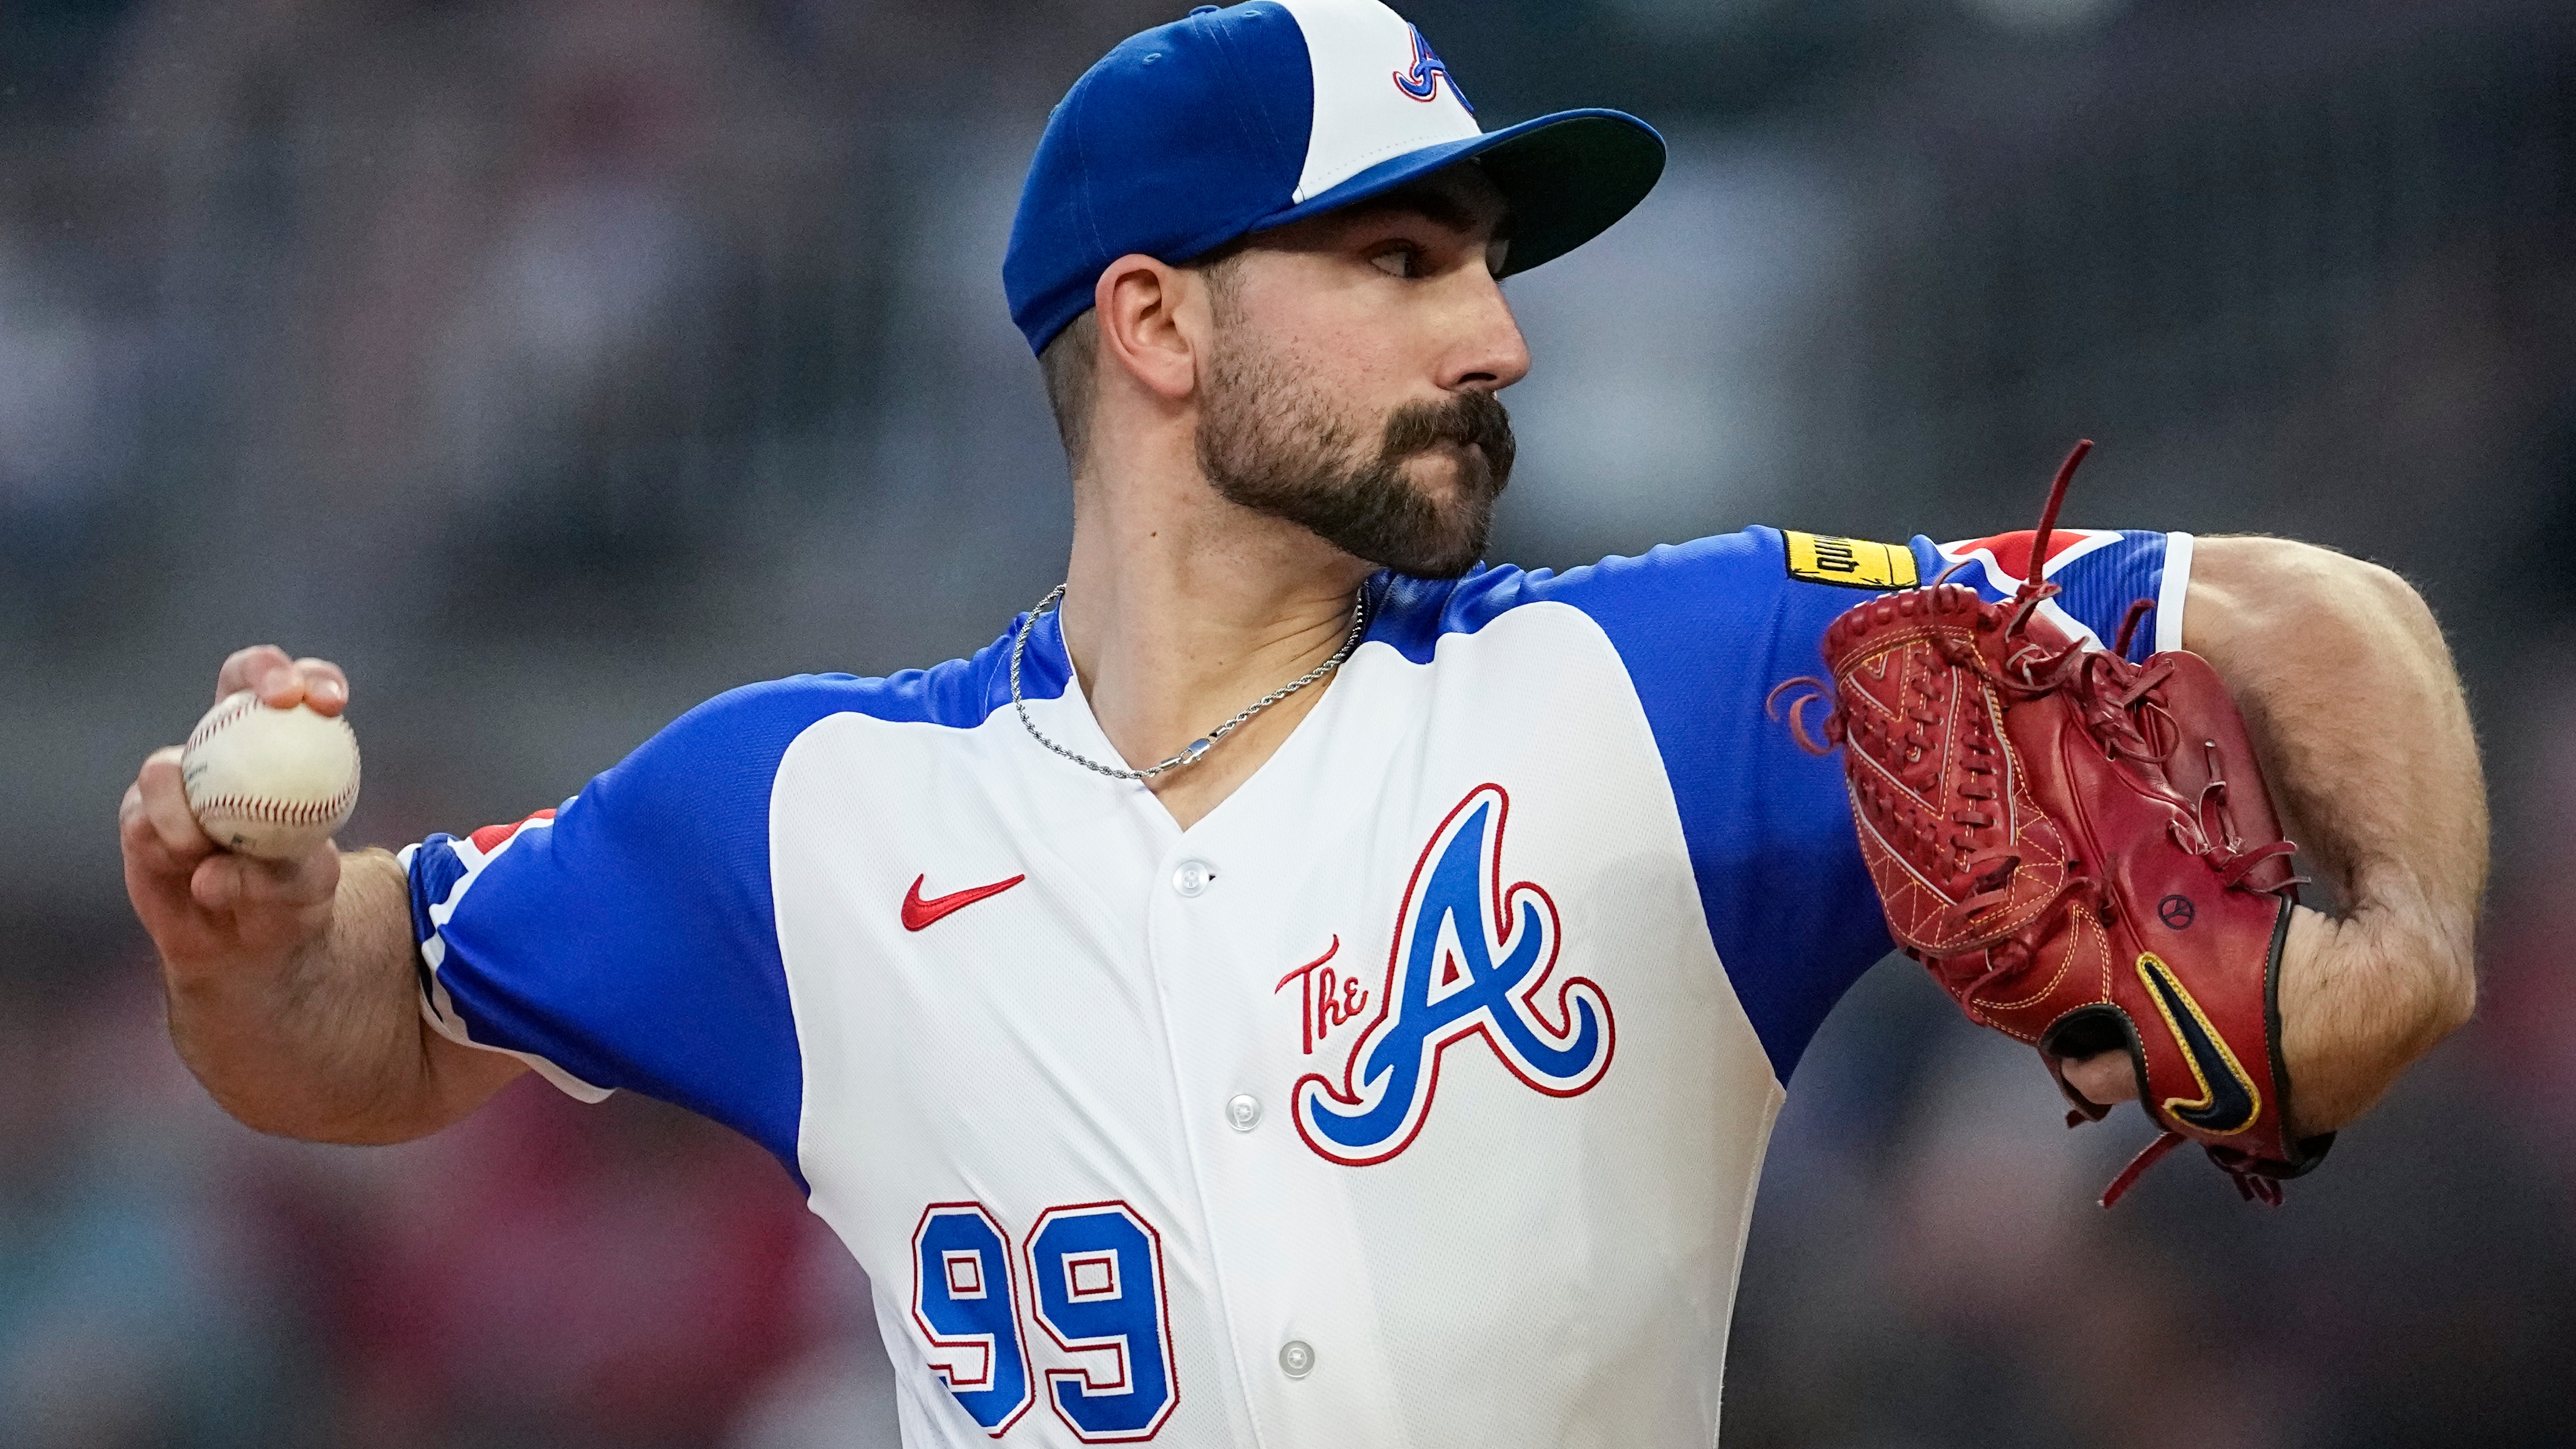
(401, 650, 1030, 1184)
(1377, 525, 2190, 1082)
(401, 683, 829, 1181)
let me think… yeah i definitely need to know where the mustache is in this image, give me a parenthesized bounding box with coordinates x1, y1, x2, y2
(1379, 390, 1516, 485)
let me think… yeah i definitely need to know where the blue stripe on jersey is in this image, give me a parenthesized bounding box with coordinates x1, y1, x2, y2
(2048, 530, 2168, 663)
(1368, 525, 2176, 1080)
(409, 838, 468, 947)
(404, 612, 1072, 1187)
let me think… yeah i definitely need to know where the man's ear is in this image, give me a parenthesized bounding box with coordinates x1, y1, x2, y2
(1095, 254, 1199, 404)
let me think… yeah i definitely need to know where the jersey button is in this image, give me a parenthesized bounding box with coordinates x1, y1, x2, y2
(1278, 1340, 1315, 1379)
(1172, 860, 1215, 897)
(1226, 1093, 1262, 1132)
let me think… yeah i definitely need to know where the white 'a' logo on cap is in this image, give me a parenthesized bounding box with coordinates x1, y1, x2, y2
(1276, 0, 1483, 205)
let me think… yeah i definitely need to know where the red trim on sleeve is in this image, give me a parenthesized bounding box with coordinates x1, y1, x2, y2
(1940, 528, 2110, 587)
(468, 809, 557, 854)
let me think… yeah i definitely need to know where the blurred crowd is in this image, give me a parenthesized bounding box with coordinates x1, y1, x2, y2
(3, 0, 2573, 1445)
(0, 966, 890, 1447)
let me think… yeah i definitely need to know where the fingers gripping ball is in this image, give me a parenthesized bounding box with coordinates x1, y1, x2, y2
(180, 691, 361, 858)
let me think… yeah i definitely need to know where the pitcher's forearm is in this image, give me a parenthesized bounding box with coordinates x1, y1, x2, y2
(162, 847, 517, 1143)
(2274, 878, 2470, 1133)
(2184, 538, 2484, 1132)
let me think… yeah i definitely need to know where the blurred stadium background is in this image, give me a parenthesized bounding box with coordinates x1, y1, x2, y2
(3, 0, 2573, 1444)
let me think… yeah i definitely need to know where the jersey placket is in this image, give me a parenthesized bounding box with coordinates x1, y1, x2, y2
(1135, 756, 1417, 1448)
(1057, 638, 1426, 1446)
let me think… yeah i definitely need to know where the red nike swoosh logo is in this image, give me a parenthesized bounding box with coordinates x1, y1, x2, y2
(901, 872, 1026, 932)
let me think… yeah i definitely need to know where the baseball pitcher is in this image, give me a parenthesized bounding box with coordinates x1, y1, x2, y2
(121, 2, 2484, 1444)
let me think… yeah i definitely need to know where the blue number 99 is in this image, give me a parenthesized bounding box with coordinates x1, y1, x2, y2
(912, 1204, 1033, 1436)
(1026, 1202, 1179, 1440)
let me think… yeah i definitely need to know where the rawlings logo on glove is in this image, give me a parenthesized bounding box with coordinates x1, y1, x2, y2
(1771, 441, 2335, 1206)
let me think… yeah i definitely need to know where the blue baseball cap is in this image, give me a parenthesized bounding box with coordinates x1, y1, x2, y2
(1004, 0, 1666, 355)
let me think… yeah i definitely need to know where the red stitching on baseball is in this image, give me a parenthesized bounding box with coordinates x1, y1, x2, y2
(192, 783, 359, 827)
(185, 693, 259, 754)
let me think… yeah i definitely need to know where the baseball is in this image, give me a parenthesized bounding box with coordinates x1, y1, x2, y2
(180, 690, 362, 859)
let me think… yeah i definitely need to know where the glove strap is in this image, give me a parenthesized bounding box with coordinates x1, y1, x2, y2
(2097, 1131, 2187, 1208)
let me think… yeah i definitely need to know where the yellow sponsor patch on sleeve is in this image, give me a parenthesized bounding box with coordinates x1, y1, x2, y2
(1782, 531, 1919, 591)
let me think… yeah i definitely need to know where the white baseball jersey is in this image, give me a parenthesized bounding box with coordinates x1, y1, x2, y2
(404, 524, 2188, 1447)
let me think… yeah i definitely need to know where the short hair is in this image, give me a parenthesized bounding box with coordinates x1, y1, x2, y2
(1037, 242, 1252, 473)
(1038, 310, 1102, 469)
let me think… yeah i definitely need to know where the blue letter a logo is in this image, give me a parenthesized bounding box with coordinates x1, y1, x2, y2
(1294, 784, 1613, 1165)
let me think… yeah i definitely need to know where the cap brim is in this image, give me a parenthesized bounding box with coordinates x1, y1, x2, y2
(1247, 108, 1665, 276)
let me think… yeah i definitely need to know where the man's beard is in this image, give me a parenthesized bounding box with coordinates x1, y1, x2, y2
(1194, 346, 1516, 579)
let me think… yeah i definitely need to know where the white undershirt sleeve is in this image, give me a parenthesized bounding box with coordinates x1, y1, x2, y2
(2156, 531, 2195, 654)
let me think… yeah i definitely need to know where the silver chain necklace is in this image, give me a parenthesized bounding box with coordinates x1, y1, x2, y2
(1010, 583, 1371, 782)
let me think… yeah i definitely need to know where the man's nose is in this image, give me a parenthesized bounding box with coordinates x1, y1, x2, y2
(1439, 271, 1531, 394)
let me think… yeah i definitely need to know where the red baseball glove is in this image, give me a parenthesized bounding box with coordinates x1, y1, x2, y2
(1771, 443, 2334, 1205)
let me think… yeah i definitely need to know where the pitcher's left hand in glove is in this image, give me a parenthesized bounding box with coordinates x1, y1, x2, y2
(1771, 441, 2336, 1206)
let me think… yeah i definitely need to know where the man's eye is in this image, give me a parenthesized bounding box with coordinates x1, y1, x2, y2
(1370, 245, 1422, 279)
